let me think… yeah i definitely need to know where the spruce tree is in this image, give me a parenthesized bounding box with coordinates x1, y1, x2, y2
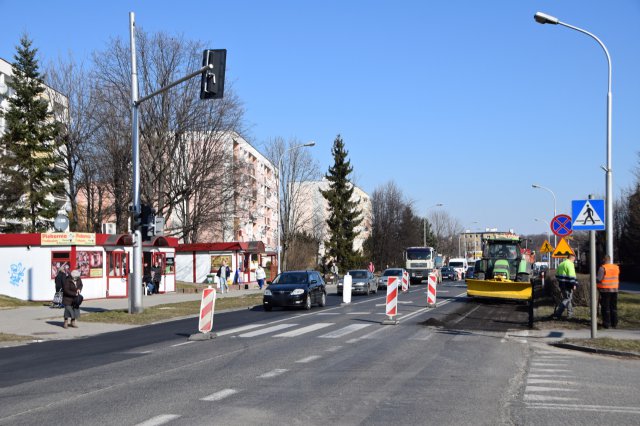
(320, 135, 362, 271)
(0, 35, 62, 232)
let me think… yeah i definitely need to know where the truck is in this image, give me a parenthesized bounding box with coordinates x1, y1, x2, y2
(404, 246, 437, 284)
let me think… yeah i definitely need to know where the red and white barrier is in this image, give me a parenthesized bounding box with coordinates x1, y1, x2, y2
(386, 276, 398, 317)
(427, 273, 437, 307)
(198, 287, 216, 333)
(401, 270, 409, 292)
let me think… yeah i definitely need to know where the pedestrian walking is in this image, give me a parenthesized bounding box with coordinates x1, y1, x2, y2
(256, 264, 266, 290)
(53, 264, 69, 308)
(143, 262, 154, 295)
(331, 262, 339, 285)
(62, 270, 83, 329)
(217, 261, 230, 294)
(553, 253, 578, 319)
(597, 254, 620, 329)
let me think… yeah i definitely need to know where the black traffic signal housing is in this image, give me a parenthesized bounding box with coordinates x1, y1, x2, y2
(141, 203, 156, 241)
(200, 49, 227, 100)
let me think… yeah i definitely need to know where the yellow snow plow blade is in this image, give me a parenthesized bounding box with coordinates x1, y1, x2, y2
(466, 278, 532, 301)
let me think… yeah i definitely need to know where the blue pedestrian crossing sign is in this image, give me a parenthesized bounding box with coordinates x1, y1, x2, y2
(572, 199, 605, 231)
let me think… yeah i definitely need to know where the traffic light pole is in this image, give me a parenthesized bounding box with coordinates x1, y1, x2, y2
(129, 12, 214, 313)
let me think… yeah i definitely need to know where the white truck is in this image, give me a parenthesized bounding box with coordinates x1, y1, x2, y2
(404, 246, 436, 284)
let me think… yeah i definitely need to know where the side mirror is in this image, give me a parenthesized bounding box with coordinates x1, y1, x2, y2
(310, 279, 317, 284)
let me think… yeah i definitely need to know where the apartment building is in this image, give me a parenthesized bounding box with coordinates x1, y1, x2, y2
(294, 178, 372, 258)
(0, 57, 70, 231)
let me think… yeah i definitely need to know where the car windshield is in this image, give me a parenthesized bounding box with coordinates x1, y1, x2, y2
(383, 269, 402, 276)
(349, 271, 368, 279)
(274, 272, 308, 284)
(487, 243, 519, 259)
(442, 267, 452, 272)
(406, 249, 432, 260)
(449, 262, 464, 268)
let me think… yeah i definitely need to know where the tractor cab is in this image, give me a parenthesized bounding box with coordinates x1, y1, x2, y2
(475, 238, 531, 282)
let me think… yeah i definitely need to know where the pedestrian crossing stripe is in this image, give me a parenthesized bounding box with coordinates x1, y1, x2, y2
(552, 237, 574, 258)
(572, 199, 605, 231)
(539, 240, 554, 254)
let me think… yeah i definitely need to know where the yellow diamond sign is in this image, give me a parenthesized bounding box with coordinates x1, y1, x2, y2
(552, 237, 575, 258)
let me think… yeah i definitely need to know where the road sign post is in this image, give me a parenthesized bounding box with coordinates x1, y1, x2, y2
(382, 276, 399, 325)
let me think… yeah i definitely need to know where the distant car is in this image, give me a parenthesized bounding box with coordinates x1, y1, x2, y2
(466, 265, 475, 279)
(338, 269, 378, 295)
(378, 268, 405, 290)
(263, 270, 326, 311)
(441, 266, 457, 280)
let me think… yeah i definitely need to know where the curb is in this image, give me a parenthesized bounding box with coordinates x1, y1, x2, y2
(550, 342, 640, 359)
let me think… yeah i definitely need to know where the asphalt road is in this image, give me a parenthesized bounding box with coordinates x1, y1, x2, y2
(1, 280, 639, 425)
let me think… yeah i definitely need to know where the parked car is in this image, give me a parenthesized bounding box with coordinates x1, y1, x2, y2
(377, 268, 405, 290)
(466, 265, 475, 279)
(337, 269, 378, 295)
(263, 270, 326, 311)
(441, 266, 457, 280)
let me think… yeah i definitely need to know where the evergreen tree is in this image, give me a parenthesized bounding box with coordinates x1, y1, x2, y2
(620, 183, 640, 263)
(320, 135, 362, 271)
(0, 35, 62, 232)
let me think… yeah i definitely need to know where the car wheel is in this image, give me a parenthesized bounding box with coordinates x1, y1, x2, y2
(367, 284, 371, 295)
(373, 285, 377, 294)
(264, 304, 272, 312)
(319, 292, 326, 307)
(304, 295, 312, 310)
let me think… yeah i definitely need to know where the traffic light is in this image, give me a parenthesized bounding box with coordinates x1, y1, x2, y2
(141, 204, 156, 241)
(132, 210, 143, 231)
(200, 49, 226, 100)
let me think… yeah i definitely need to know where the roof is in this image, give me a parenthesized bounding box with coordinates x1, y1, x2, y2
(176, 241, 265, 253)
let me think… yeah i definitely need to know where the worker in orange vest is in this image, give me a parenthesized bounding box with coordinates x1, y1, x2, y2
(596, 255, 620, 329)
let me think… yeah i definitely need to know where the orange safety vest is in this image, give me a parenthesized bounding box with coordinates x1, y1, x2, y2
(597, 263, 619, 290)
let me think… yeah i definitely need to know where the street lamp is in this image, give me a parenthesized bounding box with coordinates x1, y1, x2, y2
(424, 203, 444, 246)
(276, 141, 315, 275)
(532, 183, 557, 267)
(534, 11, 614, 262)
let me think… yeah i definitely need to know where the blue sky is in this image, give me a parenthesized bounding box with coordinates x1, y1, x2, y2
(1, 0, 639, 236)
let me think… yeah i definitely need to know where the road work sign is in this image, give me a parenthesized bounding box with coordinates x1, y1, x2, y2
(539, 240, 554, 254)
(572, 199, 605, 231)
(552, 237, 575, 258)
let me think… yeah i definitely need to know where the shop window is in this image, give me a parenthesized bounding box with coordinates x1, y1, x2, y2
(51, 251, 71, 279)
(77, 251, 104, 278)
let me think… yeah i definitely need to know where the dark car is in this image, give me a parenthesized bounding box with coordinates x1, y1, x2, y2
(337, 269, 378, 295)
(466, 265, 475, 279)
(441, 266, 456, 280)
(263, 270, 326, 311)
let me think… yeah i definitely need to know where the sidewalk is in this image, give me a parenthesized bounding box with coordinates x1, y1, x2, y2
(0, 288, 262, 346)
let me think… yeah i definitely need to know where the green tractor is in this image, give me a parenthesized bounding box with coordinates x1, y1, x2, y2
(467, 237, 532, 300)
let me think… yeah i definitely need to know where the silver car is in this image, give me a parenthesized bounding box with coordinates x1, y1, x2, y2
(377, 268, 406, 290)
(337, 270, 378, 295)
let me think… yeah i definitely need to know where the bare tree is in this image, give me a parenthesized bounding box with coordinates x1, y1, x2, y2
(428, 210, 462, 257)
(88, 29, 245, 240)
(265, 137, 321, 271)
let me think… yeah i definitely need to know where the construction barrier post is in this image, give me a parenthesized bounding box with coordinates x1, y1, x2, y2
(342, 273, 352, 304)
(382, 276, 399, 325)
(401, 270, 409, 292)
(427, 273, 437, 307)
(188, 286, 217, 341)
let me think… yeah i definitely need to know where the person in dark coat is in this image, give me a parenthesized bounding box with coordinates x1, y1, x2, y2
(62, 270, 83, 329)
(151, 261, 162, 294)
(55, 265, 69, 293)
(143, 262, 154, 295)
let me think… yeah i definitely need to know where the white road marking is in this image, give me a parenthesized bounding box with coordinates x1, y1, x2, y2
(258, 369, 288, 379)
(171, 341, 194, 347)
(528, 374, 573, 379)
(325, 345, 343, 352)
(319, 324, 372, 338)
(525, 385, 577, 392)
(200, 388, 239, 401)
(347, 312, 373, 314)
(239, 324, 296, 338)
(135, 414, 181, 426)
(526, 403, 640, 414)
(216, 323, 265, 336)
(346, 326, 389, 343)
(529, 368, 568, 373)
(317, 312, 340, 315)
(296, 355, 322, 363)
(524, 394, 579, 402)
(274, 323, 333, 337)
(527, 379, 576, 385)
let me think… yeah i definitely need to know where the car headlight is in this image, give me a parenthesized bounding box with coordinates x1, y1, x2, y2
(291, 289, 305, 295)
(264, 289, 272, 296)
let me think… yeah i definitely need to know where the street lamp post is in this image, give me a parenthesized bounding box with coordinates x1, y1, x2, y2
(532, 183, 557, 267)
(423, 203, 444, 246)
(276, 142, 315, 275)
(534, 11, 614, 262)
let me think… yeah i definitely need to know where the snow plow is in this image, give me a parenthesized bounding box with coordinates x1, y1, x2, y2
(465, 236, 534, 326)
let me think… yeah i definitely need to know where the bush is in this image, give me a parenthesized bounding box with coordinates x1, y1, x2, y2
(542, 270, 592, 307)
